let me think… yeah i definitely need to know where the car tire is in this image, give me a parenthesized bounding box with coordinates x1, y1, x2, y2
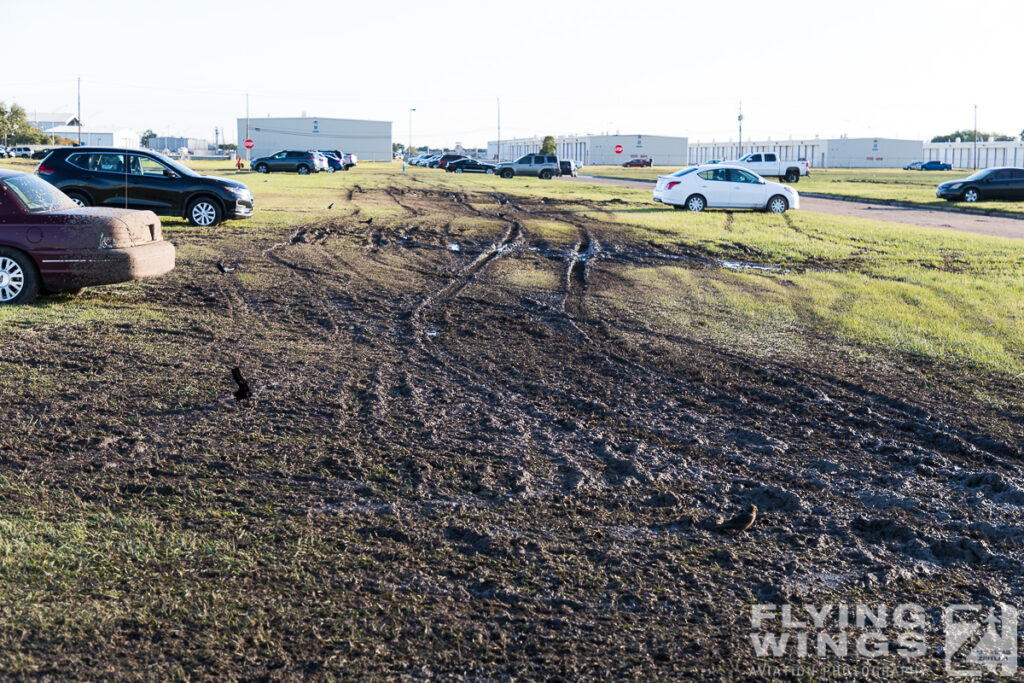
(685, 194, 706, 212)
(962, 187, 980, 202)
(455, 168, 463, 174)
(187, 197, 222, 227)
(0, 248, 40, 306)
(501, 169, 514, 179)
(486, 169, 494, 175)
(784, 170, 799, 183)
(65, 191, 90, 207)
(767, 195, 789, 214)
(297, 165, 310, 175)
(256, 163, 268, 173)
(539, 169, 553, 180)
(326, 167, 335, 173)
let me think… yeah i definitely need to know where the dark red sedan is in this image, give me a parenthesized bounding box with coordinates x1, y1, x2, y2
(622, 158, 653, 168)
(0, 169, 175, 305)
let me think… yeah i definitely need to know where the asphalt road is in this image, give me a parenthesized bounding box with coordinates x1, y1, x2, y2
(567, 175, 1024, 240)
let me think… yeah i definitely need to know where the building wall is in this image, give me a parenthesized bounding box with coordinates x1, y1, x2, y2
(237, 117, 392, 162)
(147, 136, 216, 153)
(689, 140, 825, 165)
(923, 141, 1024, 169)
(486, 134, 687, 166)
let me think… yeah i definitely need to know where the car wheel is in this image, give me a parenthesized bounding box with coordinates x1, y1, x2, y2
(486, 169, 494, 175)
(784, 170, 799, 183)
(326, 166, 335, 173)
(455, 168, 463, 174)
(65, 191, 90, 207)
(188, 197, 222, 227)
(962, 187, 980, 202)
(297, 165, 310, 175)
(256, 163, 268, 173)
(0, 248, 39, 305)
(501, 169, 514, 179)
(685, 194, 706, 212)
(767, 195, 789, 214)
(539, 169, 553, 180)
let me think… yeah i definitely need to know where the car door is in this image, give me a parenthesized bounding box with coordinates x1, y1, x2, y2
(696, 169, 731, 207)
(763, 153, 778, 175)
(127, 154, 180, 214)
(1009, 169, 1024, 200)
(984, 170, 1013, 199)
(729, 168, 768, 208)
(75, 152, 130, 207)
(268, 151, 288, 171)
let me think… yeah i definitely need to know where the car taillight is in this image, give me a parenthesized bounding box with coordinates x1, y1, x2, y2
(667, 181, 681, 190)
(36, 163, 54, 175)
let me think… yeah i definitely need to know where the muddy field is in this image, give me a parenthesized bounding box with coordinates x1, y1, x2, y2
(2, 177, 1023, 679)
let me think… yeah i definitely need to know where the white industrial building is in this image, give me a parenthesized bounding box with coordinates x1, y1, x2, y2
(923, 140, 1024, 169)
(688, 137, 923, 169)
(28, 113, 76, 132)
(42, 125, 141, 148)
(487, 134, 688, 166)
(238, 116, 392, 162)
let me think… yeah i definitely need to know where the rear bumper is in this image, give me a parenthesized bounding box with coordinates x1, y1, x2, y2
(38, 240, 176, 291)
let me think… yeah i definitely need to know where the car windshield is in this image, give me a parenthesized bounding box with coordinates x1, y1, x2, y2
(2, 174, 77, 213)
(670, 167, 698, 177)
(964, 169, 992, 181)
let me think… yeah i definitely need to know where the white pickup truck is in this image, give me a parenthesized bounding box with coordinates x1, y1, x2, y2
(728, 153, 809, 183)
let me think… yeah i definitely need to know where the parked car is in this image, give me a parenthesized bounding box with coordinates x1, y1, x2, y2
(903, 161, 924, 170)
(9, 146, 33, 159)
(251, 150, 319, 174)
(0, 169, 175, 304)
(36, 146, 254, 227)
(446, 158, 496, 174)
(559, 160, 577, 177)
(425, 154, 444, 168)
(622, 158, 652, 168)
(936, 167, 1024, 202)
(321, 153, 344, 173)
(308, 150, 329, 172)
(728, 153, 809, 183)
(653, 164, 799, 213)
(495, 154, 560, 179)
(919, 160, 952, 171)
(321, 150, 356, 170)
(31, 148, 57, 160)
(437, 154, 467, 169)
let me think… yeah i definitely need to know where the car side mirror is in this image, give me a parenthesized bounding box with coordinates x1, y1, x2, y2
(759, 179, 766, 184)
(163, 170, 177, 178)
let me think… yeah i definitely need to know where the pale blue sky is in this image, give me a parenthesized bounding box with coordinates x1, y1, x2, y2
(3, 0, 1021, 147)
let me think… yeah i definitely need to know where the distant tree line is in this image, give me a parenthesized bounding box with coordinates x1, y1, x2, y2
(0, 101, 75, 145)
(931, 129, 1018, 143)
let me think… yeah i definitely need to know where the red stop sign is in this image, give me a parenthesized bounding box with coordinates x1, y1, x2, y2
(244, 139, 254, 149)
(614, 144, 624, 154)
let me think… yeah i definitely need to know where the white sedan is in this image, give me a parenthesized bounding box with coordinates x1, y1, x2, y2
(653, 164, 799, 213)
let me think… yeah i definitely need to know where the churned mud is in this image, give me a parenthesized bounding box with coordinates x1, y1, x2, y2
(1, 183, 1022, 679)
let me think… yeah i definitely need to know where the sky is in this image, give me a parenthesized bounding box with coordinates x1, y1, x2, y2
(2, 0, 1022, 148)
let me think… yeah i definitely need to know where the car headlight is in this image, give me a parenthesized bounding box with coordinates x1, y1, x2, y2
(949, 183, 962, 190)
(228, 186, 251, 198)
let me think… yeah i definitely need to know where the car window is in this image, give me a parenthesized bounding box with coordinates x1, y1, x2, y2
(1011, 170, 1024, 180)
(532, 156, 545, 164)
(546, 155, 556, 163)
(764, 154, 776, 162)
(731, 169, 759, 183)
(989, 170, 1012, 180)
(129, 155, 170, 177)
(749, 154, 762, 162)
(516, 155, 531, 164)
(94, 154, 126, 173)
(2, 174, 77, 213)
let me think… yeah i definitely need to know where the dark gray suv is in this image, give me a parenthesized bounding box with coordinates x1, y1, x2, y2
(496, 154, 559, 179)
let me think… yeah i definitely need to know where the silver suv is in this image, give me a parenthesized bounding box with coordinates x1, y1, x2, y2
(496, 153, 559, 179)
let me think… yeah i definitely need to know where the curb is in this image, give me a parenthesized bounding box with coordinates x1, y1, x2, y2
(800, 193, 1024, 221)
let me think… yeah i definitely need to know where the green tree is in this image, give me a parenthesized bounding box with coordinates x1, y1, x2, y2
(539, 135, 556, 154)
(931, 129, 1015, 143)
(141, 129, 157, 147)
(393, 142, 405, 156)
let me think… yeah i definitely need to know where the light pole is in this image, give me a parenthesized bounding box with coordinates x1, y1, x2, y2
(973, 104, 978, 170)
(408, 108, 415, 157)
(737, 101, 743, 159)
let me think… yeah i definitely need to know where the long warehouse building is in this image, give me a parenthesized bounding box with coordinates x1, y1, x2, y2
(688, 137, 924, 169)
(237, 116, 392, 162)
(487, 134, 687, 166)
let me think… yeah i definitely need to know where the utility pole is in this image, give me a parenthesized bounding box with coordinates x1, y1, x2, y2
(737, 101, 743, 159)
(497, 97, 501, 162)
(245, 92, 250, 165)
(408, 108, 415, 155)
(77, 76, 81, 145)
(973, 104, 978, 170)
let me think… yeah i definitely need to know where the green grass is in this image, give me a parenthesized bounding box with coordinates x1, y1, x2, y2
(579, 165, 1024, 214)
